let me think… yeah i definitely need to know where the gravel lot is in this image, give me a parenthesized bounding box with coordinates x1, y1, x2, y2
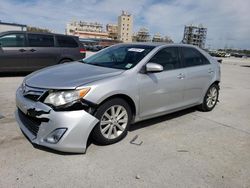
(0, 56, 250, 188)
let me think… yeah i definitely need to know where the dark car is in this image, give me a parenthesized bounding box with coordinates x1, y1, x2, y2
(0, 31, 86, 72)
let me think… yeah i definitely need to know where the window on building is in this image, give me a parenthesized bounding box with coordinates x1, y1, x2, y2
(149, 47, 181, 71)
(27, 34, 54, 47)
(181, 47, 210, 67)
(56, 36, 78, 48)
(0, 33, 25, 47)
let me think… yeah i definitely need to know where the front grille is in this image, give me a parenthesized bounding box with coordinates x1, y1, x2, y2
(23, 86, 47, 101)
(18, 109, 41, 137)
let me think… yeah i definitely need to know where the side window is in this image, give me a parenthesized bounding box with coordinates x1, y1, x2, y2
(0, 34, 25, 47)
(28, 34, 54, 47)
(149, 47, 180, 70)
(182, 47, 210, 67)
(56, 36, 78, 48)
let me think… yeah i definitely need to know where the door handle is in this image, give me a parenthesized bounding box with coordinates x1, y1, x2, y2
(30, 49, 36, 52)
(19, 49, 26, 52)
(208, 68, 214, 74)
(177, 73, 185, 79)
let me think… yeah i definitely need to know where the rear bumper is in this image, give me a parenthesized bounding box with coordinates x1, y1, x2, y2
(15, 87, 99, 153)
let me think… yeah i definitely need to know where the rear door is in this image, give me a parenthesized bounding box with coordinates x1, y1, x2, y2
(26, 33, 60, 70)
(138, 47, 186, 119)
(180, 47, 213, 105)
(56, 35, 85, 60)
(0, 33, 28, 72)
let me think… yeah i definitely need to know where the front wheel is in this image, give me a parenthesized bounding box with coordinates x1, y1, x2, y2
(199, 84, 219, 111)
(92, 98, 132, 145)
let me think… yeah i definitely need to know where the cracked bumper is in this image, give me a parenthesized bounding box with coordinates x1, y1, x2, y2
(15, 87, 99, 153)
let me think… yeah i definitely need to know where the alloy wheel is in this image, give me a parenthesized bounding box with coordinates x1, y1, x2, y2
(100, 105, 128, 139)
(206, 86, 218, 108)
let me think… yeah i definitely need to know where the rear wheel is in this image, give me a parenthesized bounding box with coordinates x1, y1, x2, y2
(59, 59, 72, 64)
(199, 84, 219, 111)
(92, 98, 132, 145)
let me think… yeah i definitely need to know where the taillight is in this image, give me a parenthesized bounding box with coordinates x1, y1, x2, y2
(80, 48, 86, 54)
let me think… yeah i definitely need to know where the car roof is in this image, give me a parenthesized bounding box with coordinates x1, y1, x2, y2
(115, 42, 200, 49)
(0, 30, 77, 38)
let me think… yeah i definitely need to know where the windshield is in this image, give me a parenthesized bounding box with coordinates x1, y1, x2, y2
(81, 45, 155, 70)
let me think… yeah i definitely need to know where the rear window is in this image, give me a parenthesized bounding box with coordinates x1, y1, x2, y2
(28, 34, 54, 47)
(56, 36, 78, 48)
(182, 47, 210, 67)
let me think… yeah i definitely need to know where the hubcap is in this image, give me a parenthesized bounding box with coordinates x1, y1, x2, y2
(100, 105, 128, 139)
(206, 87, 218, 108)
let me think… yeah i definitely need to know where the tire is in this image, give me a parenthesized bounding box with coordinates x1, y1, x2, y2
(198, 84, 219, 112)
(92, 98, 132, 145)
(59, 59, 72, 64)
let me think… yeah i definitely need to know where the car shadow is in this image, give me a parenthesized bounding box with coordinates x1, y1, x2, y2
(241, 65, 250, 68)
(32, 144, 84, 155)
(129, 107, 197, 132)
(0, 72, 31, 77)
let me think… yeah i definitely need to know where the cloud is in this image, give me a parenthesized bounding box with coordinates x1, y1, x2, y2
(0, 0, 249, 49)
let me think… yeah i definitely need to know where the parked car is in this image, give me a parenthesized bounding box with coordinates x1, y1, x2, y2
(0, 31, 86, 72)
(15, 43, 220, 153)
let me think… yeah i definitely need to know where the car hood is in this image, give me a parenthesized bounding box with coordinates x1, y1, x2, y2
(25, 62, 124, 89)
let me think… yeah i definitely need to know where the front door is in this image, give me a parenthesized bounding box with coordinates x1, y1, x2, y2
(0, 33, 28, 72)
(138, 47, 186, 119)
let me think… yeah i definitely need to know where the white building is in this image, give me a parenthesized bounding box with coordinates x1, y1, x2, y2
(66, 20, 109, 39)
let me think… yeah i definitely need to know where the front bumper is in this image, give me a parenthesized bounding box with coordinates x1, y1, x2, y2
(15, 87, 99, 153)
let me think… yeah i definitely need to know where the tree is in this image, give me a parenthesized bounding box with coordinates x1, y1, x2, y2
(27, 26, 51, 33)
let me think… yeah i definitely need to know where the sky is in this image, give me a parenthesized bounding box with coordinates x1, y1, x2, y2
(0, 0, 249, 49)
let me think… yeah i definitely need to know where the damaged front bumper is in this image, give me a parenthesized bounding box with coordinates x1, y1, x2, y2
(15, 87, 99, 153)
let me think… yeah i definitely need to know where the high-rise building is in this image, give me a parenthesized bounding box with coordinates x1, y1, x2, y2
(118, 11, 133, 42)
(182, 24, 207, 48)
(106, 24, 118, 40)
(66, 20, 108, 39)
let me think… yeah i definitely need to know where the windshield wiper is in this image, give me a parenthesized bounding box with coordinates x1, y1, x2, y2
(88, 63, 106, 68)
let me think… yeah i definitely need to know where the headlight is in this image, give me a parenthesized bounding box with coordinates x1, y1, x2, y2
(44, 88, 90, 107)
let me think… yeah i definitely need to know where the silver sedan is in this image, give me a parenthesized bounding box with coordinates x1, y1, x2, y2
(15, 43, 220, 153)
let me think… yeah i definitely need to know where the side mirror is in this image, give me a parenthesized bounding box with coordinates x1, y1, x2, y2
(146, 62, 163, 73)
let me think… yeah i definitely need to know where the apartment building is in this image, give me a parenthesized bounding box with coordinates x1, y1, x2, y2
(118, 11, 133, 42)
(66, 21, 109, 39)
(106, 24, 118, 40)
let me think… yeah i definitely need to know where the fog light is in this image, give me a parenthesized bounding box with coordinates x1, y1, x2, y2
(45, 128, 67, 144)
